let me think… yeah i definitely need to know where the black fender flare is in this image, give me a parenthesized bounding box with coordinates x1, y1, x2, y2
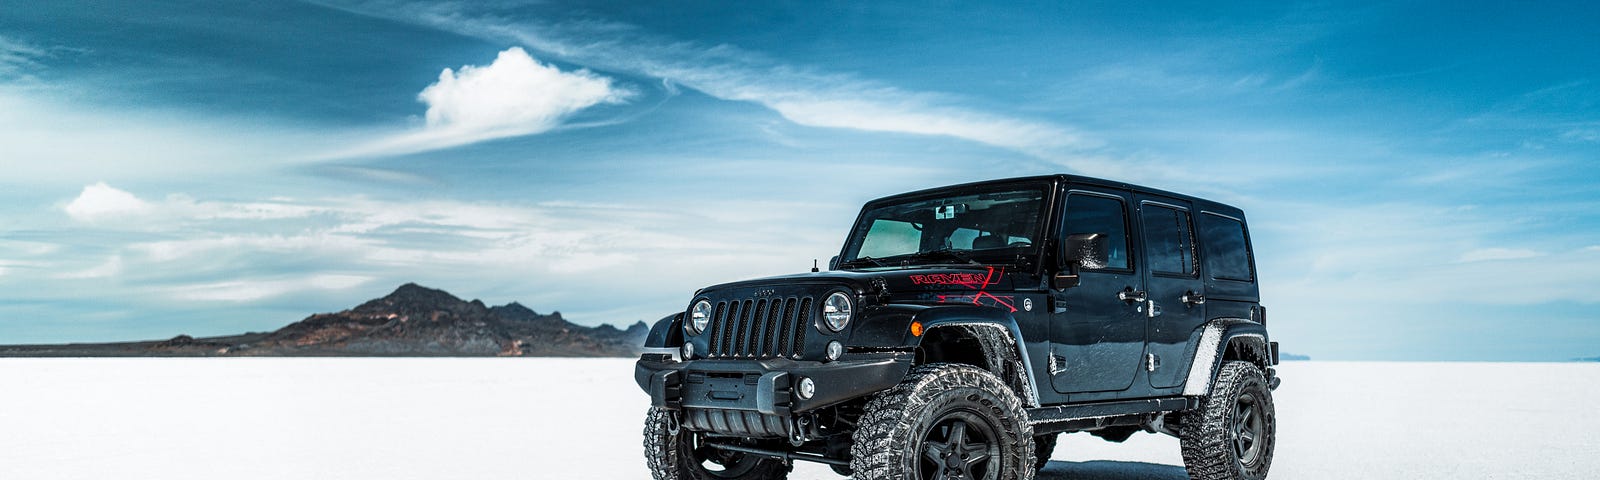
(641, 313, 683, 350)
(1182, 318, 1272, 396)
(850, 303, 1041, 407)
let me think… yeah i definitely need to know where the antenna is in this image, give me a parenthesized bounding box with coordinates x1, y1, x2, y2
(811, 259, 820, 273)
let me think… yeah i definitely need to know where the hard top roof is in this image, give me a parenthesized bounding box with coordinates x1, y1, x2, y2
(865, 174, 1246, 219)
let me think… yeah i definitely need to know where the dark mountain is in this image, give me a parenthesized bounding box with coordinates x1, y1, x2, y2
(0, 283, 649, 357)
(237, 283, 647, 356)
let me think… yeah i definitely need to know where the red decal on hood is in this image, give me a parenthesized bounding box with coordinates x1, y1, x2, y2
(909, 273, 988, 287)
(924, 267, 1017, 312)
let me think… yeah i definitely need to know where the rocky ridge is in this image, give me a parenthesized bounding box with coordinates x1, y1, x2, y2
(0, 283, 648, 357)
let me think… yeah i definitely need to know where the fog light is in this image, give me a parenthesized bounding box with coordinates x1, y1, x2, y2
(681, 342, 695, 360)
(826, 341, 844, 361)
(797, 377, 816, 399)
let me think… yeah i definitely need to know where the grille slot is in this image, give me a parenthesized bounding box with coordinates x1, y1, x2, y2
(707, 295, 813, 359)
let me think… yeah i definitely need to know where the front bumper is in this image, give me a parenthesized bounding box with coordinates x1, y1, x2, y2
(635, 352, 914, 415)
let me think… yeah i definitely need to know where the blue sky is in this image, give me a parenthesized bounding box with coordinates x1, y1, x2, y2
(1, 1, 1596, 360)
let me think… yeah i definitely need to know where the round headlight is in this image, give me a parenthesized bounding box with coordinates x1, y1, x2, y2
(689, 300, 713, 335)
(822, 292, 852, 332)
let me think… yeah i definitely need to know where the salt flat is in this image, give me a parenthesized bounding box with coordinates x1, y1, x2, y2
(1, 359, 1596, 479)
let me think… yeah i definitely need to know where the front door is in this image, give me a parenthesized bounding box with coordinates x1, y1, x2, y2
(1136, 195, 1207, 389)
(1050, 188, 1146, 394)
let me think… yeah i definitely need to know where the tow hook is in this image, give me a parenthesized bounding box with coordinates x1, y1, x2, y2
(789, 416, 810, 446)
(666, 411, 681, 436)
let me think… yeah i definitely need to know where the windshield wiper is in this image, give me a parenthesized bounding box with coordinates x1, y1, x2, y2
(839, 256, 890, 268)
(907, 248, 982, 266)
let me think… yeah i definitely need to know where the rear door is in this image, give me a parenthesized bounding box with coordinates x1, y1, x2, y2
(1049, 187, 1146, 394)
(1135, 194, 1206, 389)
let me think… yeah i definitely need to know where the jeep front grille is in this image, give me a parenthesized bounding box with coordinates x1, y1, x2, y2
(707, 296, 812, 359)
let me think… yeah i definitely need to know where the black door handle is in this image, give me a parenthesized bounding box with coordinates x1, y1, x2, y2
(1182, 291, 1206, 306)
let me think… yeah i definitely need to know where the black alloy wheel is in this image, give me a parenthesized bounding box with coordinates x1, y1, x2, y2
(918, 410, 1002, 480)
(1231, 391, 1266, 469)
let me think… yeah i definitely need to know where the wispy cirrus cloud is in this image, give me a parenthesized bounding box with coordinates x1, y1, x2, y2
(312, 1, 1091, 157)
(12, 182, 843, 338)
(0, 35, 47, 78)
(330, 47, 631, 158)
(1457, 248, 1543, 263)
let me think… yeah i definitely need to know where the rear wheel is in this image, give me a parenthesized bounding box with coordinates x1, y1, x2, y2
(643, 407, 792, 480)
(849, 363, 1035, 480)
(1178, 361, 1276, 480)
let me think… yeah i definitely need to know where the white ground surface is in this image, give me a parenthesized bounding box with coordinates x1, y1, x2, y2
(1, 359, 1597, 479)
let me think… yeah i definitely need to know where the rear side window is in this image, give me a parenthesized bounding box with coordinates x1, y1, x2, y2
(1063, 194, 1131, 270)
(1198, 213, 1253, 282)
(1142, 204, 1195, 276)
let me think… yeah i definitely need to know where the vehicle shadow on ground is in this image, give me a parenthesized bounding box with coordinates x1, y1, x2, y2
(1036, 460, 1189, 480)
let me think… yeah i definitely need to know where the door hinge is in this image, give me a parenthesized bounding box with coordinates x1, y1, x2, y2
(1145, 353, 1160, 372)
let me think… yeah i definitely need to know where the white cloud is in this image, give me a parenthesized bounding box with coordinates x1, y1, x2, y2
(1458, 248, 1542, 263)
(334, 47, 629, 158)
(54, 255, 123, 279)
(421, 47, 624, 133)
(0, 36, 46, 77)
(763, 98, 1080, 153)
(1561, 128, 1599, 143)
(173, 274, 374, 302)
(23, 185, 844, 325)
(1258, 202, 1600, 308)
(63, 182, 150, 221)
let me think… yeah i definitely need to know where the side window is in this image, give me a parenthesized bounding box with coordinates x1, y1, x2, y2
(1199, 213, 1254, 282)
(1063, 194, 1131, 270)
(1142, 204, 1195, 276)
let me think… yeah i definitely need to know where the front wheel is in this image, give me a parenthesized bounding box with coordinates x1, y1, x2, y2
(1178, 361, 1276, 480)
(643, 407, 791, 480)
(1033, 433, 1058, 472)
(850, 363, 1035, 480)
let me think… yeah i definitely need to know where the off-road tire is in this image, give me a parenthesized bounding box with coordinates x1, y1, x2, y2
(1178, 361, 1276, 480)
(643, 407, 791, 480)
(850, 363, 1035, 480)
(1033, 433, 1058, 472)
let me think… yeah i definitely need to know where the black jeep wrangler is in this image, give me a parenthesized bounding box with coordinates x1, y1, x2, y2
(636, 175, 1279, 480)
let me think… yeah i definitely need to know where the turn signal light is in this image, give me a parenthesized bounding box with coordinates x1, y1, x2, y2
(910, 321, 924, 337)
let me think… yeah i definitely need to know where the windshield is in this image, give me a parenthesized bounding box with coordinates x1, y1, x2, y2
(839, 186, 1047, 268)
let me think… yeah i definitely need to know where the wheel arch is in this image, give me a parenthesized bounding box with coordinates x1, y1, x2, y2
(894, 305, 1042, 407)
(1181, 318, 1273, 397)
(642, 312, 684, 349)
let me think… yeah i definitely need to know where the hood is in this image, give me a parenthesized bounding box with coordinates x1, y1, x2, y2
(695, 265, 1027, 300)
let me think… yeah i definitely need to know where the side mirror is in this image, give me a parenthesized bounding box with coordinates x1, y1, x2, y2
(828, 255, 840, 270)
(1054, 233, 1107, 289)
